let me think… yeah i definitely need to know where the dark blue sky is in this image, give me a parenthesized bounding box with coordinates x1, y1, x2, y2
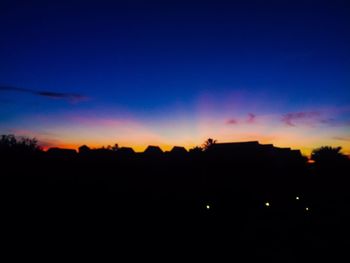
(0, 0, 349, 153)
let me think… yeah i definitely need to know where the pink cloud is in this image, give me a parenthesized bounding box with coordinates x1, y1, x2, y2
(281, 111, 321, 127)
(247, 113, 256, 123)
(226, 119, 238, 125)
(226, 113, 257, 126)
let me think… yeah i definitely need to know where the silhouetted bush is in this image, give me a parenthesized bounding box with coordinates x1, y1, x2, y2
(311, 146, 349, 173)
(0, 134, 42, 154)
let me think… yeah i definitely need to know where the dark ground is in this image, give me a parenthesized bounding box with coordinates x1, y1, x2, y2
(1, 150, 349, 261)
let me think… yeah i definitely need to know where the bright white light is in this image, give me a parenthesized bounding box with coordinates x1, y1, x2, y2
(265, 202, 270, 207)
(206, 205, 210, 210)
(305, 207, 309, 211)
(296, 196, 300, 200)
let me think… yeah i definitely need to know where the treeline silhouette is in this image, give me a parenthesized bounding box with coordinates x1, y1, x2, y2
(1, 134, 349, 260)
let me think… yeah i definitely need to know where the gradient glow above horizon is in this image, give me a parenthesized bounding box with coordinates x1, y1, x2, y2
(1, 0, 350, 156)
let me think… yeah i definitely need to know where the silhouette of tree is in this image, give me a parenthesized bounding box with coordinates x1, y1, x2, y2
(311, 146, 349, 176)
(0, 134, 42, 153)
(111, 143, 119, 151)
(202, 138, 217, 151)
(189, 146, 203, 153)
(106, 143, 119, 151)
(311, 146, 347, 164)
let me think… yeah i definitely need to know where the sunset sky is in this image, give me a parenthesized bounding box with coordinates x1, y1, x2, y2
(1, 0, 349, 156)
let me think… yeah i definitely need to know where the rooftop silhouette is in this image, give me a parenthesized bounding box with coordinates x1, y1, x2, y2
(0, 134, 349, 259)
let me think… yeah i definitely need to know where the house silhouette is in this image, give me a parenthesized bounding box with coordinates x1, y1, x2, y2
(118, 147, 135, 156)
(47, 147, 77, 157)
(170, 146, 187, 155)
(144, 146, 163, 155)
(207, 141, 302, 162)
(78, 145, 91, 154)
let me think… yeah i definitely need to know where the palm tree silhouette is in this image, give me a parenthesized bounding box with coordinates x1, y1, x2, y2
(311, 146, 347, 165)
(202, 138, 217, 151)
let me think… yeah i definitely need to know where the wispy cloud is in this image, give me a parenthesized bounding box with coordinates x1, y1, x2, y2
(226, 118, 238, 125)
(319, 118, 335, 124)
(226, 113, 257, 125)
(247, 113, 256, 123)
(0, 86, 88, 103)
(333, 136, 350, 142)
(281, 111, 320, 127)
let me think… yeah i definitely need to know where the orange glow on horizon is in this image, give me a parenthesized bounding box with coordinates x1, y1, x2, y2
(7, 107, 349, 157)
(44, 139, 312, 156)
(45, 142, 195, 153)
(37, 139, 349, 158)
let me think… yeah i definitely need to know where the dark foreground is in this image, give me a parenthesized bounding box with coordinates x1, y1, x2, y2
(1, 147, 350, 261)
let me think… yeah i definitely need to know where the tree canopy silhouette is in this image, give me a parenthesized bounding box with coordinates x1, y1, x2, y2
(189, 146, 203, 153)
(311, 146, 347, 162)
(202, 138, 217, 151)
(0, 134, 42, 153)
(311, 146, 348, 170)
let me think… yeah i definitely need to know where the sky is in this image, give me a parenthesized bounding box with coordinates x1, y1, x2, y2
(0, 0, 349, 155)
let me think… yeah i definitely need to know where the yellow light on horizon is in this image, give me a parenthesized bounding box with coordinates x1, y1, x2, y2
(206, 204, 210, 210)
(265, 202, 270, 207)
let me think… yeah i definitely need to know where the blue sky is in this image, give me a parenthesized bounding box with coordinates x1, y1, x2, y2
(1, 0, 350, 154)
